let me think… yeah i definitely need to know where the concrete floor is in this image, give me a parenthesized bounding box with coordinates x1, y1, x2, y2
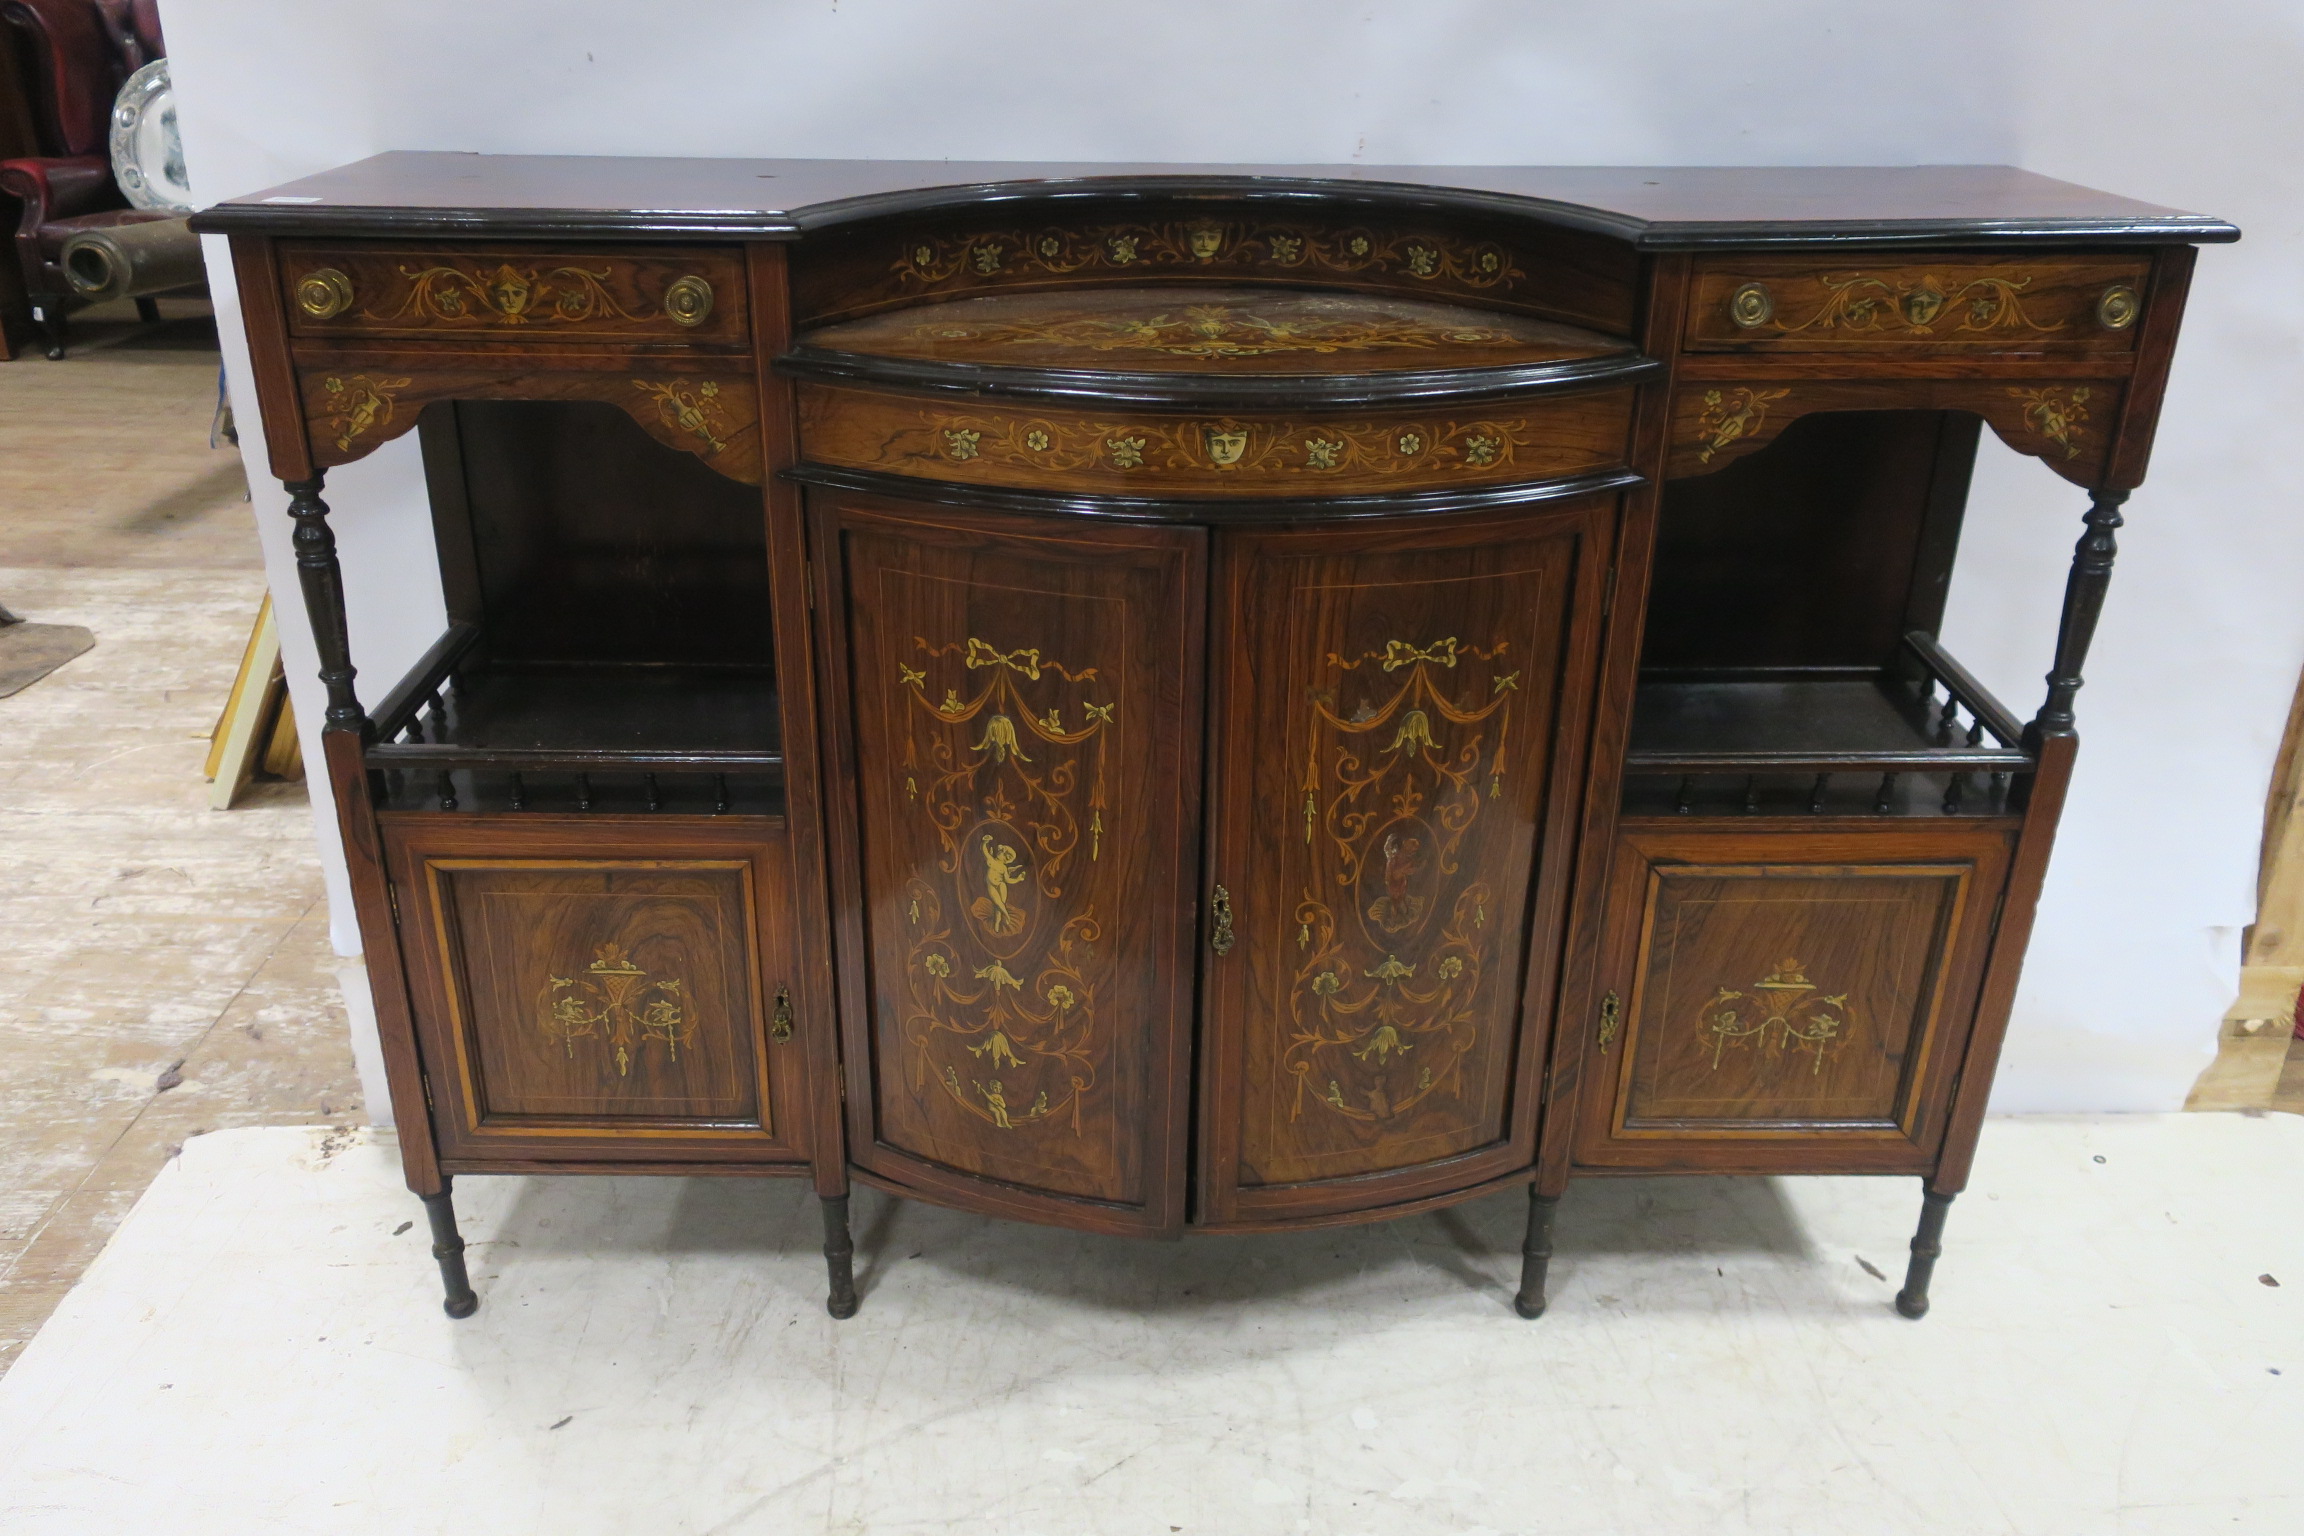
(0, 302, 363, 1373)
(0, 1114, 2296, 1534)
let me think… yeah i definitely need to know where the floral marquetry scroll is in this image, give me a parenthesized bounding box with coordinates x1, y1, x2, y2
(1666, 379, 2117, 487)
(1202, 499, 1611, 1214)
(889, 636, 1120, 1142)
(294, 368, 763, 482)
(795, 381, 1634, 497)
(277, 244, 751, 345)
(833, 507, 1203, 1229)
(1685, 255, 2152, 353)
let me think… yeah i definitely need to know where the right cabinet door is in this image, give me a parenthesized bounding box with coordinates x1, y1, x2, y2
(1199, 495, 1616, 1226)
(1574, 823, 2014, 1172)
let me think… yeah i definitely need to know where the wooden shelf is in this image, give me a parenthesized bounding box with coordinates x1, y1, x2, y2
(1626, 635, 2032, 776)
(367, 629, 782, 773)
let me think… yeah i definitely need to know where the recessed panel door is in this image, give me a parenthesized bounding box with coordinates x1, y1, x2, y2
(1572, 824, 2014, 1173)
(387, 816, 809, 1165)
(816, 490, 1204, 1234)
(1199, 494, 1616, 1225)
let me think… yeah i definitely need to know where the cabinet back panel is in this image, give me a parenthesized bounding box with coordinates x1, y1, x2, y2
(427, 400, 773, 668)
(1644, 411, 1977, 672)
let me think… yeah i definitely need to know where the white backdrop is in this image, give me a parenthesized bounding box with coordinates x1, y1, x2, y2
(159, 0, 2304, 1117)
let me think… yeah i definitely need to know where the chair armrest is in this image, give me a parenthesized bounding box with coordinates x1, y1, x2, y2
(0, 157, 125, 224)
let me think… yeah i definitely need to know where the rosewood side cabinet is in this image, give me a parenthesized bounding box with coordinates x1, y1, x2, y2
(192, 156, 2235, 1321)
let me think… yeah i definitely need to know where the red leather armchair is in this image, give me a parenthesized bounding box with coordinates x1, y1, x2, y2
(0, 0, 172, 358)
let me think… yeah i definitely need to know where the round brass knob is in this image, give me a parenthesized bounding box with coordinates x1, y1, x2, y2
(663, 275, 714, 328)
(2097, 284, 2141, 330)
(1727, 281, 1774, 329)
(295, 267, 354, 321)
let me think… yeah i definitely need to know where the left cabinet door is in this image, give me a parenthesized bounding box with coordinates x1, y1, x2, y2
(813, 489, 1206, 1235)
(385, 816, 812, 1166)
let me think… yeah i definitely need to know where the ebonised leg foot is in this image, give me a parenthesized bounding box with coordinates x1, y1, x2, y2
(821, 1194, 859, 1319)
(135, 296, 162, 325)
(420, 1179, 479, 1319)
(1514, 1188, 1561, 1319)
(1895, 1189, 1955, 1319)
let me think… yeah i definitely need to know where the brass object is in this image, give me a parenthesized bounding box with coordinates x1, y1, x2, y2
(663, 274, 715, 327)
(539, 942, 692, 1078)
(2097, 283, 2141, 330)
(2008, 385, 2092, 459)
(317, 374, 411, 453)
(1597, 990, 1621, 1051)
(1727, 282, 1773, 329)
(771, 985, 794, 1042)
(1697, 958, 1851, 1076)
(1693, 386, 1792, 464)
(295, 267, 355, 320)
(1210, 885, 1236, 956)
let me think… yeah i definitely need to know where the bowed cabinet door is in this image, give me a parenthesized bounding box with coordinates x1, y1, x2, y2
(1198, 493, 1617, 1227)
(812, 489, 1205, 1235)
(1571, 823, 2015, 1174)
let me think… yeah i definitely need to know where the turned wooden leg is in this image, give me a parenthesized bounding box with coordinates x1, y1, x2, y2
(420, 1179, 479, 1319)
(821, 1194, 859, 1319)
(1895, 1188, 1956, 1319)
(1513, 1187, 1561, 1319)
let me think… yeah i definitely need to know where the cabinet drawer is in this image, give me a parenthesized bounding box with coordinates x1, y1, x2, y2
(280, 243, 749, 347)
(1573, 823, 2013, 1172)
(1684, 255, 2150, 353)
(384, 816, 809, 1165)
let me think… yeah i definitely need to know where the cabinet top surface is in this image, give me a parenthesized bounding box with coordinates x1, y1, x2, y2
(195, 153, 2238, 248)
(800, 288, 1630, 375)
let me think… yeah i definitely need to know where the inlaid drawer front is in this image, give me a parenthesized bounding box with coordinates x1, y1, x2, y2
(1684, 255, 2151, 352)
(795, 382, 1635, 496)
(279, 244, 749, 345)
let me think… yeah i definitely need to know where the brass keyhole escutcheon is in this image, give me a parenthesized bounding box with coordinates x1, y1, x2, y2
(2097, 284, 2141, 330)
(1597, 990, 1622, 1050)
(296, 267, 354, 320)
(1727, 281, 1773, 329)
(1210, 884, 1236, 957)
(664, 274, 714, 327)
(771, 984, 794, 1041)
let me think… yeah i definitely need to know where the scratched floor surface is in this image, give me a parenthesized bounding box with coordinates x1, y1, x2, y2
(0, 1114, 2294, 1535)
(0, 303, 364, 1372)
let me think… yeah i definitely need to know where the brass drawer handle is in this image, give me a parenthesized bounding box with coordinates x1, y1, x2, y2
(1210, 884, 1235, 957)
(1726, 281, 1773, 329)
(664, 274, 714, 327)
(296, 267, 354, 320)
(771, 984, 794, 1041)
(2097, 284, 2141, 330)
(1597, 990, 1621, 1050)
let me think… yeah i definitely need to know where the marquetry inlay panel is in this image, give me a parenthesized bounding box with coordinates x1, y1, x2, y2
(1685, 255, 2151, 353)
(278, 243, 750, 346)
(795, 381, 1635, 496)
(830, 503, 1202, 1221)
